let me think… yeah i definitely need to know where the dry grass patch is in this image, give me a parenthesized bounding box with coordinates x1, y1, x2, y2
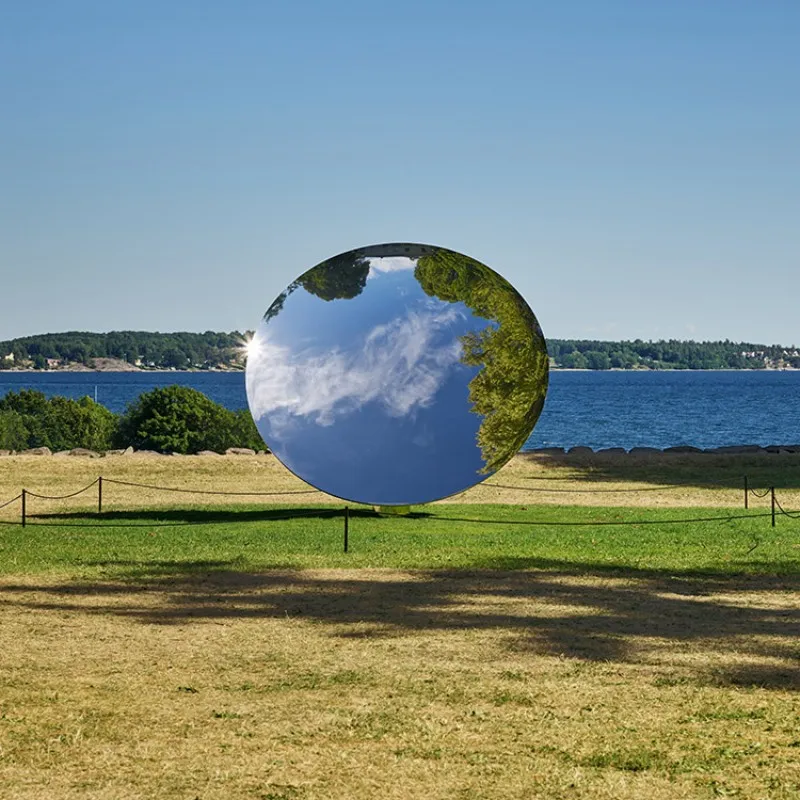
(1, 568, 798, 799)
(2, 451, 800, 521)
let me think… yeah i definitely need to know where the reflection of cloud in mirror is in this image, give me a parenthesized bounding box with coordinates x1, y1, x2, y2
(247, 304, 464, 430)
(366, 256, 416, 279)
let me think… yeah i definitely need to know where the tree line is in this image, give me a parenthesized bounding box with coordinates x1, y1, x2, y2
(2, 331, 800, 372)
(0, 331, 248, 370)
(0, 387, 265, 454)
(548, 339, 800, 370)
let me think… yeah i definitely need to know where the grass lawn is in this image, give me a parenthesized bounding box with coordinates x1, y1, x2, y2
(0, 455, 799, 798)
(0, 503, 797, 576)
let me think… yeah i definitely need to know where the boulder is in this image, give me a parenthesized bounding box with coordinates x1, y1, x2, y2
(197, 450, 222, 456)
(122, 446, 135, 456)
(596, 447, 626, 455)
(0, 450, 13, 456)
(104, 449, 125, 456)
(226, 447, 256, 456)
(21, 446, 51, 456)
(663, 445, 703, 453)
(709, 445, 766, 455)
(69, 448, 100, 458)
(629, 447, 662, 455)
(567, 446, 594, 455)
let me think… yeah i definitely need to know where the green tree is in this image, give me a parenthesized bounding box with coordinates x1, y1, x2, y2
(46, 396, 117, 451)
(0, 390, 53, 447)
(0, 390, 117, 451)
(0, 410, 29, 450)
(415, 248, 549, 473)
(560, 350, 588, 369)
(297, 252, 370, 301)
(229, 409, 266, 451)
(264, 252, 371, 322)
(162, 347, 189, 369)
(115, 386, 264, 454)
(585, 351, 611, 370)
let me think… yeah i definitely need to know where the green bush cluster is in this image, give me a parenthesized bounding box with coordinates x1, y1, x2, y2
(0, 387, 265, 454)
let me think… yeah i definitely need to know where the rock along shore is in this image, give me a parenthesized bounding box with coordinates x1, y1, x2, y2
(0, 447, 267, 458)
(1, 445, 799, 458)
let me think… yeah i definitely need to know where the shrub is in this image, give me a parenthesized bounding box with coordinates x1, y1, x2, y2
(0, 390, 117, 451)
(47, 396, 117, 452)
(115, 386, 265, 454)
(0, 389, 51, 447)
(0, 410, 29, 450)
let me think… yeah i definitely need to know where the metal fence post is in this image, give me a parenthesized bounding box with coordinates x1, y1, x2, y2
(21, 489, 26, 528)
(98, 476, 103, 514)
(771, 486, 776, 527)
(344, 506, 349, 553)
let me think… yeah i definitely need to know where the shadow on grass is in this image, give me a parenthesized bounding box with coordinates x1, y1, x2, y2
(26, 506, 410, 526)
(22, 506, 773, 529)
(516, 451, 800, 491)
(2, 558, 798, 689)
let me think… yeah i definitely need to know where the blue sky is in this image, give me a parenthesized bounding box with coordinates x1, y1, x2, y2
(1, 1, 798, 344)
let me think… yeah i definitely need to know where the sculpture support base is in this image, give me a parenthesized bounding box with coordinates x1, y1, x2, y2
(375, 505, 412, 516)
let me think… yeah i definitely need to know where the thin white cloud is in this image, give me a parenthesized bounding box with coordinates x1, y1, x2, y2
(246, 305, 465, 430)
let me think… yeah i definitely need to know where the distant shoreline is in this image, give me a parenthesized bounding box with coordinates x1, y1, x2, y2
(3, 366, 798, 374)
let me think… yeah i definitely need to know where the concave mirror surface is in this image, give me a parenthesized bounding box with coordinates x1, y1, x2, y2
(246, 243, 549, 505)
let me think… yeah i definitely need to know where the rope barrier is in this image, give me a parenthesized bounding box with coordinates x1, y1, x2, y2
(428, 510, 776, 528)
(483, 481, 686, 494)
(484, 473, 758, 494)
(24, 479, 99, 500)
(0, 493, 22, 511)
(0, 509, 777, 529)
(774, 496, 800, 519)
(102, 477, 318, 496)
(2, 473, 796, 532)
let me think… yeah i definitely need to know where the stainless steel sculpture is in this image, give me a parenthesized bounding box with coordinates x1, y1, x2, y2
(245, 243, 548, 505)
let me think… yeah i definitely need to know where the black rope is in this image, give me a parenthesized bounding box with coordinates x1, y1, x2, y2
(427, 511, 776, 527)
(24, 479, 99, 500)
(484, 472, 792, 494)
(748, 487, 772, 498)
(485, 482, 696, 494)
(0, 493, 22, 510)
(518, 475, 590, 482)
(102, 478, 318, 496)
(0, 509, 776, 529)
(774, 496, 800, 519)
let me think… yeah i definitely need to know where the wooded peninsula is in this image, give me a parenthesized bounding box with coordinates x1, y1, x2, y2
(1, 331, 799, 371)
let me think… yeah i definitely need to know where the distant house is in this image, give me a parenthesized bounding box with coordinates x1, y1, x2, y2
(46, 358, 60, 368)
(4, 353, 14, 362)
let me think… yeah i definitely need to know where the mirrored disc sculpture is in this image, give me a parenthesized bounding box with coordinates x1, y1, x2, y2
(245, 243, 549, 505)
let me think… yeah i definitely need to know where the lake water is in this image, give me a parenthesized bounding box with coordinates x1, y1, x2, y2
(1, 370, 798, 451)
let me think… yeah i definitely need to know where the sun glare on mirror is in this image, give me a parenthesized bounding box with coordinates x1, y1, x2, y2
(240, 334, 260, 362)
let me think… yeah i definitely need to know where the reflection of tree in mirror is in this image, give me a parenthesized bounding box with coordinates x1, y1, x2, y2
(263, 252, 371, 321)
(415, 249, 548, 473)
(298, 251, 370, 301)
